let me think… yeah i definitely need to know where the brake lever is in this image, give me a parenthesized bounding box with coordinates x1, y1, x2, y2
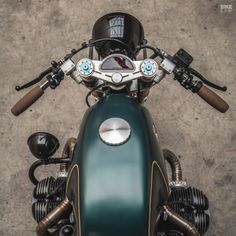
(188, 67, 227, 92)
(171, 48, 227, 92)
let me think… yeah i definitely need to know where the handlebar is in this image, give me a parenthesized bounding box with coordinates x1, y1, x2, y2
(11, 81, 49, 116)
(11, 45, 229, 115)
(197, 85, 229, 113)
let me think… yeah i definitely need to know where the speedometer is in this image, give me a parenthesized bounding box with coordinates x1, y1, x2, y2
(100, 54, 134, 71)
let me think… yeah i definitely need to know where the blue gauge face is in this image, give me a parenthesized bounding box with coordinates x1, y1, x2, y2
(78, 59, 94, 76)
(140, 59, 157, 77)
(101, 55, 134, 71)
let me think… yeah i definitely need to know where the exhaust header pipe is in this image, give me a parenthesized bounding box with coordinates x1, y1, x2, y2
(60, 137, 77, 172)
(163, 149, 182, 182)
(36, 197, 72, 236)
(163, 205, 200, 236)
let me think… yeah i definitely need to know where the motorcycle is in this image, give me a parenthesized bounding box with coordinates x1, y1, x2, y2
(11, 12, 229, 236)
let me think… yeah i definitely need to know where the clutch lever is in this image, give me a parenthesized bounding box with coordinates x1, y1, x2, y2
(15, 60, 63, 91)
(15, 66, 53, 91)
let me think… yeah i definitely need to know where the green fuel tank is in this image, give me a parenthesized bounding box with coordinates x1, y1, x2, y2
(66, 94, 170, 236)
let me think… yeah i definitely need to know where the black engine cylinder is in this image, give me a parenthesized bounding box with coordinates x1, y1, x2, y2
(167, 187, 210, 235)
(32, 176, 66, 222)
(168, 186, 209, 210)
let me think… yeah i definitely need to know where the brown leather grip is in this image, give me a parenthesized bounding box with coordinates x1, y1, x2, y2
(197, 85, 229, 113)
(11, 85, 44, 116)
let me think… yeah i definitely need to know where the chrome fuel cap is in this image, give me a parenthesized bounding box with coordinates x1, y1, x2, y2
(99, 118, 131, 145)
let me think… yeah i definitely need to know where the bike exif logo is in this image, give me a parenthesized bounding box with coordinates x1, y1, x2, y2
(220, 4, 233, 13)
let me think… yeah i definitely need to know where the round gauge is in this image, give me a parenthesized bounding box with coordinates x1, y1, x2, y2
(100, 54, 134, 71)
(140, 59, 157, 77)
(78, 59, 94, 77)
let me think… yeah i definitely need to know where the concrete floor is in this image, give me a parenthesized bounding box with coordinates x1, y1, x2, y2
(0, 0, 235, 235)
